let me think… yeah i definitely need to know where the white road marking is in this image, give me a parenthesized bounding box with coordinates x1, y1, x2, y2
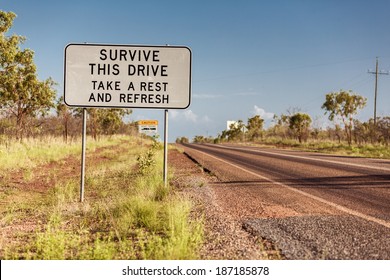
(188, 146, 390, 229)
(215, 144, 390, 172)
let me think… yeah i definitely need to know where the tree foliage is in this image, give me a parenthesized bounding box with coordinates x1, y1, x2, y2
(176, 136, 189, 144)
(288, 113, 311, 143)
(0, 11, 135, 142)
(193, 135, 206, 143)
(0, 11, 56, 139)
(226, 120, 245, 141)
(80, 108, 132, 140)
(377, 117, 390, 145)
(322, 90, 366, 145)
(246, 115, 264, 141)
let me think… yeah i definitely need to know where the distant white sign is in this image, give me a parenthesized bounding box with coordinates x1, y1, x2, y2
(64, 44, 191, 109)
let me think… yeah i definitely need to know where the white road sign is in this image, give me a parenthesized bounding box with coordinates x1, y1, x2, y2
(64, 44, 191, 109)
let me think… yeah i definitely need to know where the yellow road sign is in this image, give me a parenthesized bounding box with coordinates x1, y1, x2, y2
(138, 120, 158, 125)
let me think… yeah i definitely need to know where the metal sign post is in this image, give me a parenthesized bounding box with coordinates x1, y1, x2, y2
(163, 109, 169, 187)
(80, 107, 87, 202)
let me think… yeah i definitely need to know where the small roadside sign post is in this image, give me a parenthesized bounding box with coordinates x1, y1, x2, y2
(64, 43, 191, 201)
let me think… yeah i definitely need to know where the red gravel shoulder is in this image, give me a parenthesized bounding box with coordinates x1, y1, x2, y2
(169, 147, 281, 259)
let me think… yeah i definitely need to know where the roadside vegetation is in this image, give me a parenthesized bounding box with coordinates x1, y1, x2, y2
(182, 90, 390, 159)
(0, 135, 203, 259)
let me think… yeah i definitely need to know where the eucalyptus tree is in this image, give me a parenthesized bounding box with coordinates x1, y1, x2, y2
(0, 11, 56, 139)
(322, 90, 366, 146)
(247, 115, 264, 141)
(288, 113, 312, 143)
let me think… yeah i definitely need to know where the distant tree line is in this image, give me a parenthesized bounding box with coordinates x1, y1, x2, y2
(0, 11, 136, 143)
(177, 89, 390, 146)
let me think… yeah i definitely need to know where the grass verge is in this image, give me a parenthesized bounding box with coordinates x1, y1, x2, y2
(1, 136, 203, 259)
(0, 135, 131, 173)
(250, 138, 390, 159)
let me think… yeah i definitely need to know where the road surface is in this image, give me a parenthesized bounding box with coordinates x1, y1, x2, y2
(179, 143, 390, 259)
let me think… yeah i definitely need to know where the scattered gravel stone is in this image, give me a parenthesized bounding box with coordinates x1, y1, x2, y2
(170, 148, 280, 259)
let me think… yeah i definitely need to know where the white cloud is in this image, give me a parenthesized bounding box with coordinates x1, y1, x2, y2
(184, 109, 198, 122)
(252, 105, 274, 119)
(169, 110, 180, 119)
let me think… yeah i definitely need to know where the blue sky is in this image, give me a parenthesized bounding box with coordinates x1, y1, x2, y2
(3, 0, 390, 141)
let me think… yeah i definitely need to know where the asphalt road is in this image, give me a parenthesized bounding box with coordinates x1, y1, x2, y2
(179, 143, 390, 259)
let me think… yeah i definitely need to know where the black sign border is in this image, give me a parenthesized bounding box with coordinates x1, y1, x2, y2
(64, 43, 192, 110)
